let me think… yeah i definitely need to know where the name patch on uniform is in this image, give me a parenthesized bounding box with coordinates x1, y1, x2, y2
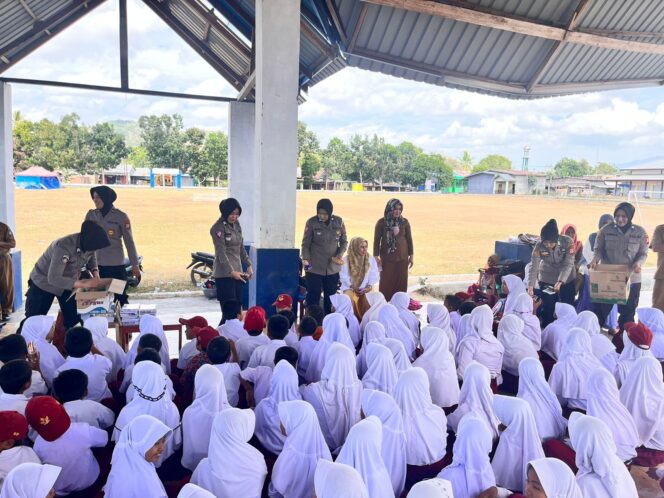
(225, 236, 232, 242)
(62, 255, 70, 264)
(315, 230, 322, 236)
(107, 229, 115, 237)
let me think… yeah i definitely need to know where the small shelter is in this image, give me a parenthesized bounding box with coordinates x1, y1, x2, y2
(15, 166, 61, 189)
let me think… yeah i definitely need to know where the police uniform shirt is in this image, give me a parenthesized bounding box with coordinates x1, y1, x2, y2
(0, 222, 15, 257)
(528, 235, 576, 286)
(300, 215, 348, 276)
(85, 208, 139, 267)
(593, 223, 648, 284)
(29, 234, 98, 296)
(210, 218, 251, 278)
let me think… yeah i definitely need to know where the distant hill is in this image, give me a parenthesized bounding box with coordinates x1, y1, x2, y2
(109, 120, 142, 148)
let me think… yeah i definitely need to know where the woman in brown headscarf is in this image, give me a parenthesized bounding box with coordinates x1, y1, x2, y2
(339, 237, 379, 320)
(374, 199, 414, 301)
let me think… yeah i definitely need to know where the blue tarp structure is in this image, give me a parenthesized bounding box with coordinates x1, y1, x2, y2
(16, 166, 61, 189)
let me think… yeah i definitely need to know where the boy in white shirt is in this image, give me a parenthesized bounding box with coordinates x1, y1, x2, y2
(278, 309, 300, 347)
(0, 360, 32, 414)
(247, 314, 290, 368)
(0, 411, 41, 489)
(0, 334, 47, 397)
(295, 316, 318, 380)
(26, 396, 108, 496)
(177, 315, 209, 371)
(207, 336, 242, 407)
(218, 299, 248, 342)
(240, 346, 298, 407)
(53, 369, 115, 430)
(55, 327, 112, 402)
(235, 306, 269, 369)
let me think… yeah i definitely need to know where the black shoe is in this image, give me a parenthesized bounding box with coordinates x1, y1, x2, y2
(1, 313, 9, 322)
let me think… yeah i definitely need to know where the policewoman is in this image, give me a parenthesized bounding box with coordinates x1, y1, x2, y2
(23, 221, 110, 330)
(85, 186, 140, 305)
(528, 219, 576, 327)
(211, 198, 253, 312)
(301, 198, 348, 315)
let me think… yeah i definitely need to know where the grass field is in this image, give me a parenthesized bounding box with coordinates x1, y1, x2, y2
(13, 186, 664, 291)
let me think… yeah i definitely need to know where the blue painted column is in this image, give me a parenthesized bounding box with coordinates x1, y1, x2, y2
(149, 169, 155, 188)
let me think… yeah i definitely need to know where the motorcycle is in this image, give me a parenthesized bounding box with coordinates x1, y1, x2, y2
(124, 256, 143, 287)
(187, 251, 214, 285)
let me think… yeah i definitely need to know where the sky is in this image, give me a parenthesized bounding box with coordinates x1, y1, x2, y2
(6, 0, 664, 171)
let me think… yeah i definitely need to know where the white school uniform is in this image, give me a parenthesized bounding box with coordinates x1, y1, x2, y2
(20, 316, 65, 387)
(615, 332, 655, 387)
(235, 334, 270, 369)
(359, 292, 387, 332)
(84, 316, 126, 383)
(637, 307, 664, 360)
(329, 294, 362, 347)
(502, 274, 526, 316)
(407, 479, 454, 497)
(361, 343, 398, 395)
(247, 339, 287, 369)
(0, 447, 41, 490)
(178, 340, 199, 370)
(426, 304, 456, 353)
(497, 315, 538, 377)
(0, 393, 29, 415)
(456, 305, 504, 379)
(295, 336, 316, 379)
(55, 354, 112, 402)
(284, 325, 299, 348)
(339, 255, 379, 294)
(239, 366, 272, 406)
(509, 293, 542, 350)
(305, 313, 355, 383)
(314, 460, 369, 498)
(413, 326, 459, 408)
(218, 319, 248, 343)
(33, 422, 108, 495)
(213, 363, 241, 407)
(1, 463, 61, 498)
(540, 302, 577, 360)
(178, 484, 216, 498)
(124, 315, 171, 375)
(449, 310, 461, 334)
(356, 322, 388, 378)
(21, 371, 48, 398)
(377, 305, 416, 359)
(63, 399, 115, 429)
(391, 292, 420, 347)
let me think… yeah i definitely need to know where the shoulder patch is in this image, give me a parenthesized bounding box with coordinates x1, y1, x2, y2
(216, 230, 223, 239)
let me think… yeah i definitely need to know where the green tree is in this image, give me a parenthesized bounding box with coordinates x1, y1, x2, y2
(127, 146, 150, 169)
(394, 141, 423, 186)
(138, 114, 185, 169)
(553, 157, 592, 177)
(594, 161, 618, 175)
(473, 154, 512, 173)
(321, 137, 351, 180)
(460, 150, 474, 171)
(202, 131, 228, 185)
(86, 122, 128, 173)
(298, 121, 322, 187)
(182, 127, 206, 182)
(12, 111, 33, 170)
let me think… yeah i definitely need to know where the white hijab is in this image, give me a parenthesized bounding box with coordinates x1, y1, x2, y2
(182, 365, 229, 471)
(255, 360, 301, 455)
(360, 292, 387, 331)
(177, 484, 215, 498)
(306, 313, 354, 382)
(330, 293, 362, 347)
(383, 338, 412, 374)
(271, 400, 332, 498)
(497, 314, 538, 376)
(619, 356, 664, 446)
(337, 416, 395, 498)
(378, 304, 416, 358)
(391, 292, 420, 344)
(360, 390, 407, 497)
(541, 302, 577, 359)
(413, 326, 460, 408)
(637, 307, 664, 359)
(362, 343, 398, 395)
(0, 463, 61, 498)
(502, 274, 526, 315)
(454, 314, 473, 357)
(528, 458, 583, 498)
(426, 303, 456, 353)
(568, 413, 639, 498)
(492, 395, 544, 492)
(19, 315, 63, 385)
(517, 357, 567, 440)
(314, 460, 369, 498)
(125, 314, 171, 374)
(447, 361, 500, 440)
(586, 367, 639, 462)
(616, 332, 655, 386)
(407, 479, 454, 497)
(591, 334, 619, 373)
(301, 343, 363, 453)
(548, 327, 604, 405)
(509, 293, 542, 350)
(84, 316, 126, 381)
(458, 305, 504, 356)
(356, 321, 388, 377)
(438, 413, 495, 498)
(104, 415, 171, 498)
(394, 367, 447, 466)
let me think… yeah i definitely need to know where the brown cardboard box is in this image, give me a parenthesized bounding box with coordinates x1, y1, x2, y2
(589, 264, 630, 305)
(75, 278, 126, 314)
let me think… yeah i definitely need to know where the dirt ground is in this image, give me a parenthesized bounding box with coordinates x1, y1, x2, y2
(14, 186, 664, 291)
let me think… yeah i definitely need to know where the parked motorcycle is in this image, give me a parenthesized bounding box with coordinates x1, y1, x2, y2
(124, 256, 143, 287)
(187, 251, 214, 285)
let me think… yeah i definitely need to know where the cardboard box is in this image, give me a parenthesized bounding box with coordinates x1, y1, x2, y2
(589, 264, 630, 305)
(75, 278, 126, 314)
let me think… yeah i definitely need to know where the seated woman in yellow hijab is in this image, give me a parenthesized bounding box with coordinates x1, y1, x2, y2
(339, 237, 380, 320)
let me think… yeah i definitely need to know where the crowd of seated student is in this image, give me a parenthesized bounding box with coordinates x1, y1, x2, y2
(0, 285, 663, 498)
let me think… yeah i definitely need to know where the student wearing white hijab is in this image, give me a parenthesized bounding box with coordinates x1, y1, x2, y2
(301, 343, 363, 453)
(497, 315, 538, 377)
(438, 413, 497, 498)
(337, 416, 395, 498)
(360, 292, 387, 332)
(447, 361, 500, 440)
(356, 321, 388, 377)
(305, 313, 355, 383)
(568, 413, 639, 498)
(361, 343, 398, 394)
(125, 314, 171, 374)
(540, 302, 577, 360)
(313, 460, 369, 498)
(391, 292, 420, 345)
(572, 310, 617, 364)
(191, 409, 267, 498)
(84, 316, 126, 383)
(255, 360, 301, 455)
(526, 458, 583, 498)
(360, 390, 407, 497)
(177, 484, 215, 498)
(502, 274, 527, 316)
(509, 293, 542, 350)
(104, 415, 171, 498)
(548, 327, 604, 410)
(269, 400, 332, 498)
(329, 293, 361, 347)
(384, 338, 412, 374)
(412, 326, 459, 408)
(620, 356, 664, 452)
(492, 395, 545, 492)
(19, 315, 64, 386)
(394, 367, 447, 467)
(517, 358, 567, 441)
(407, 479, 454, 498)
(636, 306, 664, 359)
(182, 364, 229, 471)
(586, 367, 639, 462)
(378, 304, 416, 359)
(454, 314, 472, 358)
(0, 463, 61, 498)
(426, 303, 456, 353)
(113, 361, 181, 466)
(615, 328, 655, 387)
(456, 305, 504, 381)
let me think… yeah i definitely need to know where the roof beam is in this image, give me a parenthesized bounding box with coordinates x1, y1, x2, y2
(237, 70, 255, 100)
(362, 0, 664, 55)
(349, 3, 369, 51)
(325, 0, 348, 45)
(119, 0, 129, 90)
(18, 0, 38, 20)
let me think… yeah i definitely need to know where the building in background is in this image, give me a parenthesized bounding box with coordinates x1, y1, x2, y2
(465, 169, 546, 194)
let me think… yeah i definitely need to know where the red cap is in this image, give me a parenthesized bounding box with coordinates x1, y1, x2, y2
(626, 323, 653, 350)
(244, 306, 266, 332)
(455, 292, 471, 301)
(25, 397, 71, 442)
(0, 411, 29, 441)
(195, 326, 220, 350)
(179, 316, 208, 328)
(273, 294, 293, 310)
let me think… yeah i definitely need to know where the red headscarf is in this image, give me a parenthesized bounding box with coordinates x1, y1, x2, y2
(561, 224, 583, 254)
